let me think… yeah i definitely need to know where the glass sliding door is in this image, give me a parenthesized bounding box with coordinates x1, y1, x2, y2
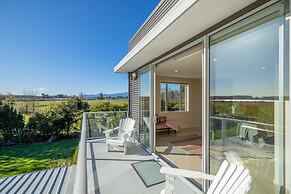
(139, 66, 154, 150)
(209, 2, 288, 194)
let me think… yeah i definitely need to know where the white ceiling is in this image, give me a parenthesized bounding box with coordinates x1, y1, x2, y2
(156, 46, 202, 79)
(115, 0, 257, 73)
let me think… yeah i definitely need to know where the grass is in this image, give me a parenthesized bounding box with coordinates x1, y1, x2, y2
(14, 99, 128, 114)
(0, 139, 79, 178)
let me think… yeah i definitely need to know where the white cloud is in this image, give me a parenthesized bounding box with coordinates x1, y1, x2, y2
(32, 88, 49, 94)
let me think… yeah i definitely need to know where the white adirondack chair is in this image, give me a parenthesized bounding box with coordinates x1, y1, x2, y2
(104, 118, 136, 154)
(160, 160, 252, 194)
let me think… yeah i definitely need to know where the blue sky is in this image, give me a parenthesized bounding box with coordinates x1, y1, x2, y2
(0, 0, 159, 95)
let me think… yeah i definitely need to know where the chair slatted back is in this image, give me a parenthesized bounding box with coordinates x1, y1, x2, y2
(118, 118, 135, 141)
(207, 160, 252, 194)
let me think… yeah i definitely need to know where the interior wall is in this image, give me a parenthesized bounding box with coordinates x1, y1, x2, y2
(156, 76, 202, 129)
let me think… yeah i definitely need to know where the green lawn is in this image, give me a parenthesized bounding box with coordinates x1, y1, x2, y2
(0, 139, 79, 178)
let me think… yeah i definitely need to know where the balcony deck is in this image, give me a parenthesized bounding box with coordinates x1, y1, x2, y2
(0, 112, 202, 194)
(0, 138, 201, 194)
(86, 138, 164, 194)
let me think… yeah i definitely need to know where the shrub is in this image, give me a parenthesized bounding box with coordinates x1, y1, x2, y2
(26, 97, 89, 142)
(0, 104, 24, 146)
(26, 113, 53, 142)
(90, 102, 127, 112)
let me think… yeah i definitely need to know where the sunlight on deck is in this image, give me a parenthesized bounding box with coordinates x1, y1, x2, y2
(86, 139, 164, 194)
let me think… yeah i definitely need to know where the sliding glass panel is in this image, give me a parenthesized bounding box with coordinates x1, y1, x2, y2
(139, 68, 151, 148)
(209, 3, 287, 194)
(155, 43, 203, 187)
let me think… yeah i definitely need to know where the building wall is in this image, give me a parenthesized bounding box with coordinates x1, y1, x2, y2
(156, 76, 202, 129)
(128, 73, 140, 133)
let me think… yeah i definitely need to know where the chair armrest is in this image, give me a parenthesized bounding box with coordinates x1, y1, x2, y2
(160, 167, 215, 181)
(103, 127, 119, 138)
(103, 127, 119, 134)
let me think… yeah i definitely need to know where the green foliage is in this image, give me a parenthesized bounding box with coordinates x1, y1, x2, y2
(0, 104, 24, 146)
(90, 102, 128, 112)
(67, 96, 90, 111)
(26, 97, 89, 143)
(0, 97, 88, 147)
(167, 101, 179, 111)
(161, 99, 181, 111)
(211, 101, 274, 124)
(26, 113, 53, 142)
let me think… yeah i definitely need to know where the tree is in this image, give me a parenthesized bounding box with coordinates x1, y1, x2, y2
(22, 90, 37, 114)
(0, 104, 24, 146)
(4, 93, 16, 106)
(58, 102, 77, 135)
(98, 92, 104, 100)
(65, 96, 89, 111)
(26, 113, 52, 141)
(37, 97, 89, 138)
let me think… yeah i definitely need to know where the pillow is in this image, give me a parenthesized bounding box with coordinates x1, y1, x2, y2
(157, 116, 167, 123)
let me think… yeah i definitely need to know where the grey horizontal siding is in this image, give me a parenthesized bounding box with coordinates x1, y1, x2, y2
(129, 0, 179, 51)
(129, 72, 140, 139)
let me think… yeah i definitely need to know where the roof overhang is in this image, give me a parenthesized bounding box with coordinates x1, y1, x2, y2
(114, 0, 257, 73)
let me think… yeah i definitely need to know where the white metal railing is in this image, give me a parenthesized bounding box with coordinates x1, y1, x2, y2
(86, 111, 128, 139)
(73, 111, 128, 194)
(73, 112, 87, 194)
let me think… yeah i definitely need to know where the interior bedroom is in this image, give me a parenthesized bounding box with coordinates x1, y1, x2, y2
(155, 44, 203, 176)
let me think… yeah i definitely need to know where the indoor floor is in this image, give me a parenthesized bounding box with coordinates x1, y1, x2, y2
(155, 127, 202, 173)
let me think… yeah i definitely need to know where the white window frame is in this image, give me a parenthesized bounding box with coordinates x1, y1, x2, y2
(160, 81, 189, 112)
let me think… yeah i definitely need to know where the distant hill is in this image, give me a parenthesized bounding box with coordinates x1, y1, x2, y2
(85, 92, 128, 99)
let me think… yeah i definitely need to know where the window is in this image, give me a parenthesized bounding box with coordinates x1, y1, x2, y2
(160, 82, 188, 112)
(209, 4, 287, 194)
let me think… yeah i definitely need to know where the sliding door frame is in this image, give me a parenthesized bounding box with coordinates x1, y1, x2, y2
(288, 1, 291, 193)
(138, 65, 155, 152)
(202, 35, 210, 192)
(153, 39, 206, 190)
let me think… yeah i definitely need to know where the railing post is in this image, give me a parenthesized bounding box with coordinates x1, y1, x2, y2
(221, 119, 226, 151)
(87, 117, 92, 138)
(73, 112, 87, 194)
